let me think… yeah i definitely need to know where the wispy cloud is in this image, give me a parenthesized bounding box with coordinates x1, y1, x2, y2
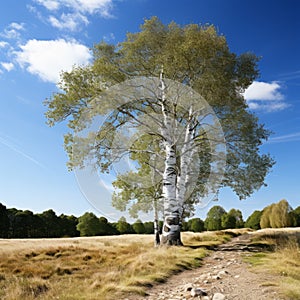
(279, 70, 300, 81)
(0, 24, 25, 75)
(0, 22, 25, 40)
(1, 62, 14, 71)
(33, 0, 114, 31)
(35, 0, 60, 10)
(247, 100, 290, 112)
(268, 132, 300, 144)
(0, 41, 9, 48)
(0, 134, 46, 168)
(14, 38, 92, 83)
(244, 81, 289, 112)
(49, 12, 88, 31)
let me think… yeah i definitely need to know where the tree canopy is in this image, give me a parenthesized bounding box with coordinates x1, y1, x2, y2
(205, 205, 226, 231)
(44, 17, 275, 244)
(245, 210, 262, 230)
(260, 199, 295, 229)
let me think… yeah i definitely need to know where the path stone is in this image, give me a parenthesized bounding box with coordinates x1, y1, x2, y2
(212, 292, 226, 300)
(190, 287, 207, 297)
(183, 283, 193, 292)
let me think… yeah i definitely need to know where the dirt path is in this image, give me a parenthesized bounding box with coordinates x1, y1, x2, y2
(126, 234, 284, 300)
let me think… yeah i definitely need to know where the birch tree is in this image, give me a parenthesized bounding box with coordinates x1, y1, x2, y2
(45, 17, 274, 245)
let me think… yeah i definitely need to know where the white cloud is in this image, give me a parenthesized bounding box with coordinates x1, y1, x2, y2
(247, 101, 290, 112)
(244, 81, 289, 112)
(34, 0, 114, 31)
(15, 39, 92, 83)
(0, 22, 25, 39)
(46, 0, 113, 16)
(9, 23, 25, 31)
(244, 81, 284, 101)
(35, 0, 60, 10)
(1, 62, 14, 72)
(76, 0, 113, 16)
(0, 41, 9, 48)
(49, 12, 88, 31)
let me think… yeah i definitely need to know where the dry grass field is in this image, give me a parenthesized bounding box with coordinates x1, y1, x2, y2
(0, 228, 299, 300)
(0, 232, 231, 300)
(245, 228, 300, 299)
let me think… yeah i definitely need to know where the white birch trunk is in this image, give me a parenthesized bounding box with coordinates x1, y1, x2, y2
(176, 107, 195, 213)
(161, 141, 182, 245)
(159, 70, 182, 245)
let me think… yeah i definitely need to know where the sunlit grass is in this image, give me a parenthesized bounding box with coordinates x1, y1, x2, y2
(243, 228, 300, 299)
(182, 229, 239, 247)
(0, 233, 211, 299)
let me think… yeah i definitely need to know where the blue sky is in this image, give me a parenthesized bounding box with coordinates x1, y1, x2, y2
(0, 0, 299, 222)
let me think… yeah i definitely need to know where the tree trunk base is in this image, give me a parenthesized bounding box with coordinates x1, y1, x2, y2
(161, 233, 183, 246)
(160, 215, 183, 246)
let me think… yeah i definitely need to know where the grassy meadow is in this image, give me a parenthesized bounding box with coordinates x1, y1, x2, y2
(0, 231, 231, 300)
(244, 228, 300, 299)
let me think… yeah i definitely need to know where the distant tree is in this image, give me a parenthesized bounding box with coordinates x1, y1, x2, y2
(59, 214, 80, 237)
(260, 204, 275, 229)
(6, 208, 19, 237)
(0, 203, 9, 238)
(187, 218, 205, 232)
(28, 214, 45, 238)
(6, 208, 42, 238)
(245, 210, 262, 230)
(260, 200, 295, 229)
(38, 209, 62, 237)
(6, 208, 54, 238)
(13, 210, 37, 238)
(229, 209, 244, 228)
(77, 212, 101, 236)
(181, 221, 189, 232)
(221, 208, 244, 229)
(144, 221, 154, 234)
(99, 217, 108, 224)
(132, 219, 146, 234)
(116, 217, 134, 234)
(205, 206, 226, 231)
(98, 217, 119, 235)
(221, 213, 236, 229)
(294, 206, 300, 227)
(270, 199, 294, 228)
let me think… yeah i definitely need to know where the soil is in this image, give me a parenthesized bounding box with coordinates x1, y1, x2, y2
(126, 234, 284, 300)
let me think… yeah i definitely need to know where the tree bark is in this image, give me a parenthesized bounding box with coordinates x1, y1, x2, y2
(161, 214, 183, 245)
(161, 143, 183, 245)
(159, 69, 183, 246)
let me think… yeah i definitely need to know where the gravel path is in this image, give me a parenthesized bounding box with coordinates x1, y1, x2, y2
(126, 234, 284, 300)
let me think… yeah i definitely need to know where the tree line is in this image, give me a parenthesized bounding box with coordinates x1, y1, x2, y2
(0, 199, 299, 238)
